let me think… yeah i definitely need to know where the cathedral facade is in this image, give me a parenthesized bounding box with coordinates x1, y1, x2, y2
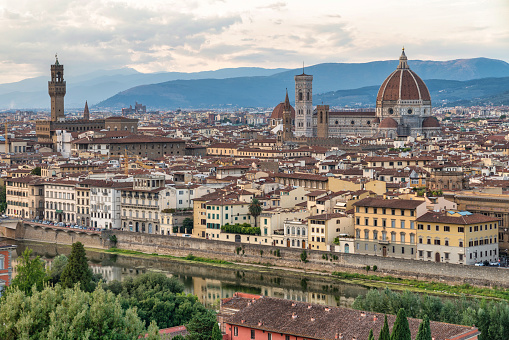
(276, 50, 441, 140)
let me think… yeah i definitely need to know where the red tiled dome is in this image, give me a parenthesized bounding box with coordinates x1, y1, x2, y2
(422, 116, 440, 128)
(379, 117, 398, 128)
(270, 102, 295, 120)
(377, 50, 431, 103)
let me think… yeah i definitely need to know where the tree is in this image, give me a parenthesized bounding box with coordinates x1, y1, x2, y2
(185, 310, 218, 340)
(60, 242, 93, 292)
(104, 272, 205, 329)
(391, 308, 411, 340)
(183, 217, 194, 234)
(248, 198, 262, 228)
(47, 254, 68, 285)
(8, 248, 47, 296)
(416, 315, 432, 340)
(30, 167, 41, 176)
(368, 329, 375, 340)
(379, 315, 390, 340)
(0, 185, 6, 212)
(211, 322, 222, 340)
(0, 284, 148, 340)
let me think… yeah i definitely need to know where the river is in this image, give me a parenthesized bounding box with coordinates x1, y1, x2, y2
(1, 238, 369, 308)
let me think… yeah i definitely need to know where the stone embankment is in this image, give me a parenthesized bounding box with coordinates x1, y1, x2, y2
(13, 222, 509, 288)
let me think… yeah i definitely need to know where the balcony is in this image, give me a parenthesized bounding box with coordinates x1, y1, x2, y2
(378, 238, 390, 245)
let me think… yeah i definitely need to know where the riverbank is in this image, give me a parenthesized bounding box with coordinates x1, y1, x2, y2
(101, 247, 509, 301)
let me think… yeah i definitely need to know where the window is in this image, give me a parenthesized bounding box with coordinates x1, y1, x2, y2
(418, 224, 423, 230)
(444, 253, 450, 260)
(391, 220, 395, 228)
(459, 240, 463, 247)
(400, 220, 405, 229)
(251, 330, 255, 339)
(268, 333, 272, 340)
(400, 234, 406, 243)
(410, 221, 414, 229)
(382, 219, 386, 227)
(434, 239, 441, 245)
(419, 250, 423, 257)
(365, 218, 369, 226)
(436, 225, 439, 231)
(401, 209, 405, 216)
(373, 219, 378, 227)
(445, 239, 449, 246)
(427, 251, 432, 258)
(444, 226, 450, 232)
(459, 254, 463, 261)
(364, 230, 369, 239)
(391, 209, 395, 215)
(234, 327, 238, 336)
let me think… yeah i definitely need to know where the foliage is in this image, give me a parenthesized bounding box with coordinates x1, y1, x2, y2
(365, 265, 371, 273)
(275, 249, 281, 257)
(60, 242, 94, 292)
(30, 167, 42, 176)
(415, 315, 432, 340)
(0, 284, 147, 340)
(221, 223, 260, 235)
(0, 185, 6, 212)
(333, 237, 340, 245)
(368, 329, 375, 340)
(104, 272, 207, 329)
(185, 310, 218, 340)
(501, 114, 507, 119)
(248, 198, 262, 228)
(47, 254, 68, 285)
(300, 250, 308, 263)
(390, 308, 411, 340)
(332, 271, 509, 300)
(109, 234, 117, 245)
(211, 322, 222, 340)
(373, 265, 378, 272)
(352, 288, 509, 340)
(182, 217, 194, 233)
(379, 315, 390, 340)
(8, 248, 47, 296)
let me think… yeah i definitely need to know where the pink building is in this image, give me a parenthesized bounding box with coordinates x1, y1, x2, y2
(0, 245, 17, 295)
(221, 293, 479, 340)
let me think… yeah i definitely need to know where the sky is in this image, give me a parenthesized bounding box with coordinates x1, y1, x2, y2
(0, 0, 507, 83)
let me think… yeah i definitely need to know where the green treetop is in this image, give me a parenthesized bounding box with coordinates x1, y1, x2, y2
(415, 315, 432, 340)
(8, 248, 47, 296)
(60, 242, 93, 292)
(391, 308, 412, 340)
(249, 198, 262, 228)
(379, 314, 390, 340)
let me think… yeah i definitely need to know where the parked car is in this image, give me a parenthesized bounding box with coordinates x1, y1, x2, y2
(474, 262, 484, 266)
(489, 261, 500, 267)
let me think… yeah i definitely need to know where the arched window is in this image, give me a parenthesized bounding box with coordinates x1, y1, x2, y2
(306, 92, 310, 101)
(298, 91, 303, 101)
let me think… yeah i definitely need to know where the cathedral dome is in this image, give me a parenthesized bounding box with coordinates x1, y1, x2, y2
(376, 50, 431, 103)
(422, 116, 441, 128)
(271, 102, 295, 120)
(379, 117, 398, 128)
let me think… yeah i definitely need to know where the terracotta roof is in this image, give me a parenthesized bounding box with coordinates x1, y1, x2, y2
(379, 117, 398, 129)
(271, 102, 295, 120)
(224, 295, 478, 340)
(416, 211, 500, 225)
(376, 52, 431, 102)
(422, 116, 441, 128)
(353, 197, 425, 209)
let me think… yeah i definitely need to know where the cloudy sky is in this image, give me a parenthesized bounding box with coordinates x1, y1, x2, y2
(0, 0, 507, 83)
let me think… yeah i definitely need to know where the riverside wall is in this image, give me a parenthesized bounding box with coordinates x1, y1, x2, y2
(14, 223, 509, 288)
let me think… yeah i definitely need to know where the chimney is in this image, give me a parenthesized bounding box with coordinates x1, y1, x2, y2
(241, 320, 245, 324)
(292, 312, 297, 319)
(325, 307, 331, 312)
(310, 317, 315, 322)
(258, 321, 263, 326)
(308, 305, 312, 309)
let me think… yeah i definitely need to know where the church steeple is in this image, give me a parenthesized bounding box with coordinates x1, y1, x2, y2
(397, 47, 409, 70)
(284, 88, 291, 111)
(83, 101, 90, 120)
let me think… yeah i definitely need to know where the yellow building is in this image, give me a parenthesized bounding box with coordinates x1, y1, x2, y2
(416, 211, 500, 265)
(353, 197, 427, 259)
(6, 176, 45, 220)
(205, 199, 253, 240)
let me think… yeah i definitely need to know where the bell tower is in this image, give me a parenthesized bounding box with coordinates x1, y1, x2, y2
(294, 65, 313, 137)
(48, 54, 66, 122)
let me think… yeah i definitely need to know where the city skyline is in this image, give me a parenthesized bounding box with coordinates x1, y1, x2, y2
(0, 0, 507, 84)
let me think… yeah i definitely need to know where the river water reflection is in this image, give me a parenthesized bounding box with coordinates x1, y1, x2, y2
(2, 239, 369, 308)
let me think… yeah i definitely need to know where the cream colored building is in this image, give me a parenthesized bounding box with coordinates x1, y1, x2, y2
(6, 176, 45, 220)
(308, 213, 354, 251)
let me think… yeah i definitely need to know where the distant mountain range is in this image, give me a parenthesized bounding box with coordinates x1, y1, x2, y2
(0, 67, 287, 110)
(1, 58, 509, 110)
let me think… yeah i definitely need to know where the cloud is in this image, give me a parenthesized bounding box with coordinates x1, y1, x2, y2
(257, 2, 287, 11)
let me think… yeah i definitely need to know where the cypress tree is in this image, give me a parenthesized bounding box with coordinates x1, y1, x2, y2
(60, 242, 93, 292)
(390, 308, 411, 340)
(368, 329, 375, 340)
(415, 315, 432, 340)
(379, 315, 390, 340)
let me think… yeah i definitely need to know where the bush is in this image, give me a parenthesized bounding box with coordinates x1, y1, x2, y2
(300, 251, 308, 263)
(221, 223, 260, 235)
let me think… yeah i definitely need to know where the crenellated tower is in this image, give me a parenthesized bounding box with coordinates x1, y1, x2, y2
(48, 55, 66, 122)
